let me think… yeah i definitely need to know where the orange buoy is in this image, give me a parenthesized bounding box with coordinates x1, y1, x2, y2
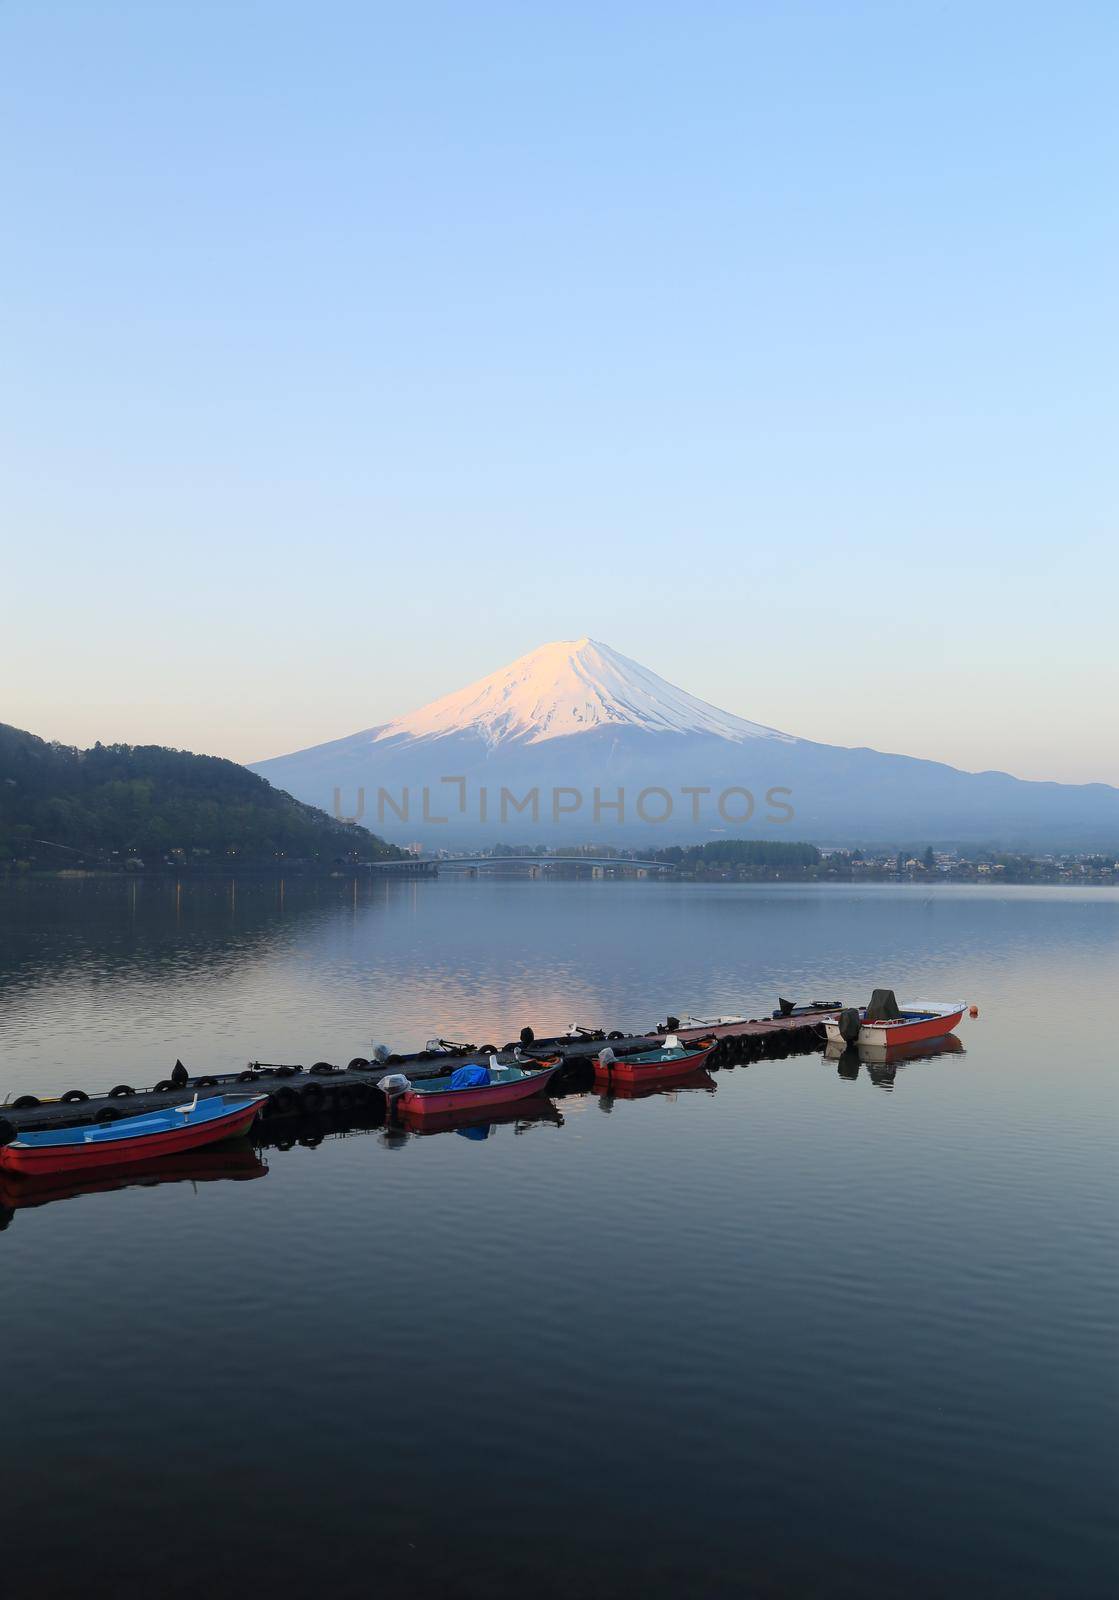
(969, 1004, 979, 1018)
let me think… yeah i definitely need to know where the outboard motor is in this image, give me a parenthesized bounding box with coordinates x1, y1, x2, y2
(777, 997, 796, 1017)
(377, 1072, 411, 1130)
(171, 1059, 189, 1089)
(837, 1008, 862, 1045)
(520, 1026, 535, 1045)
(597, 1047, 616, 1067)
(372, 1044, 391, 1065)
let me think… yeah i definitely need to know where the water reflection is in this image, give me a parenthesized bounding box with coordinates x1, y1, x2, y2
(399, 1099, 564, 1138)
(596, 1066, 718, 1106)
(0, 879, 1115, 1599)
(2, 876, 1113, 1105)
(826, 1033, 966, 1089)
(260, 1105, 384, 1152)
(0, 1141, 267, 1231)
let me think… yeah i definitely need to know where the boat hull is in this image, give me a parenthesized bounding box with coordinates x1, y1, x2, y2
(0, 1098, 265, 1177)
(823, 1007, 966, 1050)
(398, 1064, 559, 1120)
(593, 1043, 716, 1085)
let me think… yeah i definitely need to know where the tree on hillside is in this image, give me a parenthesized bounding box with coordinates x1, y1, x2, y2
(0, 722, 400, 865)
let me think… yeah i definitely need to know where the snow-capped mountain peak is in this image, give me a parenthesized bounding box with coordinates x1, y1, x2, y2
(371, 638, 794, 748)
(251, 637, 1119, 845)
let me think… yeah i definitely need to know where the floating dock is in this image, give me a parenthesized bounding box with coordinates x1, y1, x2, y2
(0, 1009, 837, 1138)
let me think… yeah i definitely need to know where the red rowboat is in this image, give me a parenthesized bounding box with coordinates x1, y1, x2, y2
(0, 1094, 267, 1177)
(823, 1001, 967, 1051)
(395, 1060, 560, 1122)
(592, 1037, 717, 1086)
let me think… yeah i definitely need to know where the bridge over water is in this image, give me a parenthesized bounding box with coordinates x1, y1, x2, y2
(369, 855, 674, 877)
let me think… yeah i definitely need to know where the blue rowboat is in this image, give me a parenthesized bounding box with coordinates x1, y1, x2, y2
(0, 1094, 267, 1177)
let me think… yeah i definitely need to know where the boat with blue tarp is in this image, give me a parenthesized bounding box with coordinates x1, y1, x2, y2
(390, 1058, 561, 1121)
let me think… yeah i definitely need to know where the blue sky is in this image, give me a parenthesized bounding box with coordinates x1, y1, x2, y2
(2, 1, 1116, 783)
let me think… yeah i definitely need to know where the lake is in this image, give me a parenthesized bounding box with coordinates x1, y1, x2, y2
(0, 875, 1115, 1598)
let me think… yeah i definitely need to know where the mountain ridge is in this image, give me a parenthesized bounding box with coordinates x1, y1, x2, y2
(250, 641, 1119, 849)
(0, 722, 400, 866)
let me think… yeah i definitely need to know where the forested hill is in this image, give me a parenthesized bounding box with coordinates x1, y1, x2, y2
(0, 723, 401, 868)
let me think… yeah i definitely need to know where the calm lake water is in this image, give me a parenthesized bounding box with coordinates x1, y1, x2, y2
(0, 876, 1115, 1598)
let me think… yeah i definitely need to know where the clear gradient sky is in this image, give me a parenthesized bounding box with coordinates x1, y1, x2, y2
(3, 2, 1116, 784)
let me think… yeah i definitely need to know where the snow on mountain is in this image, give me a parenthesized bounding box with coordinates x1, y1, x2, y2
(250, 638, 1119, 848)
(370, 638, 795, 749)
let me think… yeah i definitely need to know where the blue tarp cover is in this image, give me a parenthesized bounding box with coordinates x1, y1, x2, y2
(449, 1064, 491, 1089)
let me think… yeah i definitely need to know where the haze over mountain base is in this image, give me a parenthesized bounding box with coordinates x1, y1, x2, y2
(251, 641, 1119, 850)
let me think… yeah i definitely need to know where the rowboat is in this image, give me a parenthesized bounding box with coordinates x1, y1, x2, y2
(0, 1094, 267, 1177)
(592, 1036, 717, 1085)
(392, 1059, 561, 1121)
(823, 999, 967, 1051)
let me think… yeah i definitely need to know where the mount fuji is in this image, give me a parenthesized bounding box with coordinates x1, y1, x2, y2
(251, 639, 1118, 848)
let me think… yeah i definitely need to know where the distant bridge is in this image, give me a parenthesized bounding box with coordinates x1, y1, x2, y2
(368, 855, 675, 877)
